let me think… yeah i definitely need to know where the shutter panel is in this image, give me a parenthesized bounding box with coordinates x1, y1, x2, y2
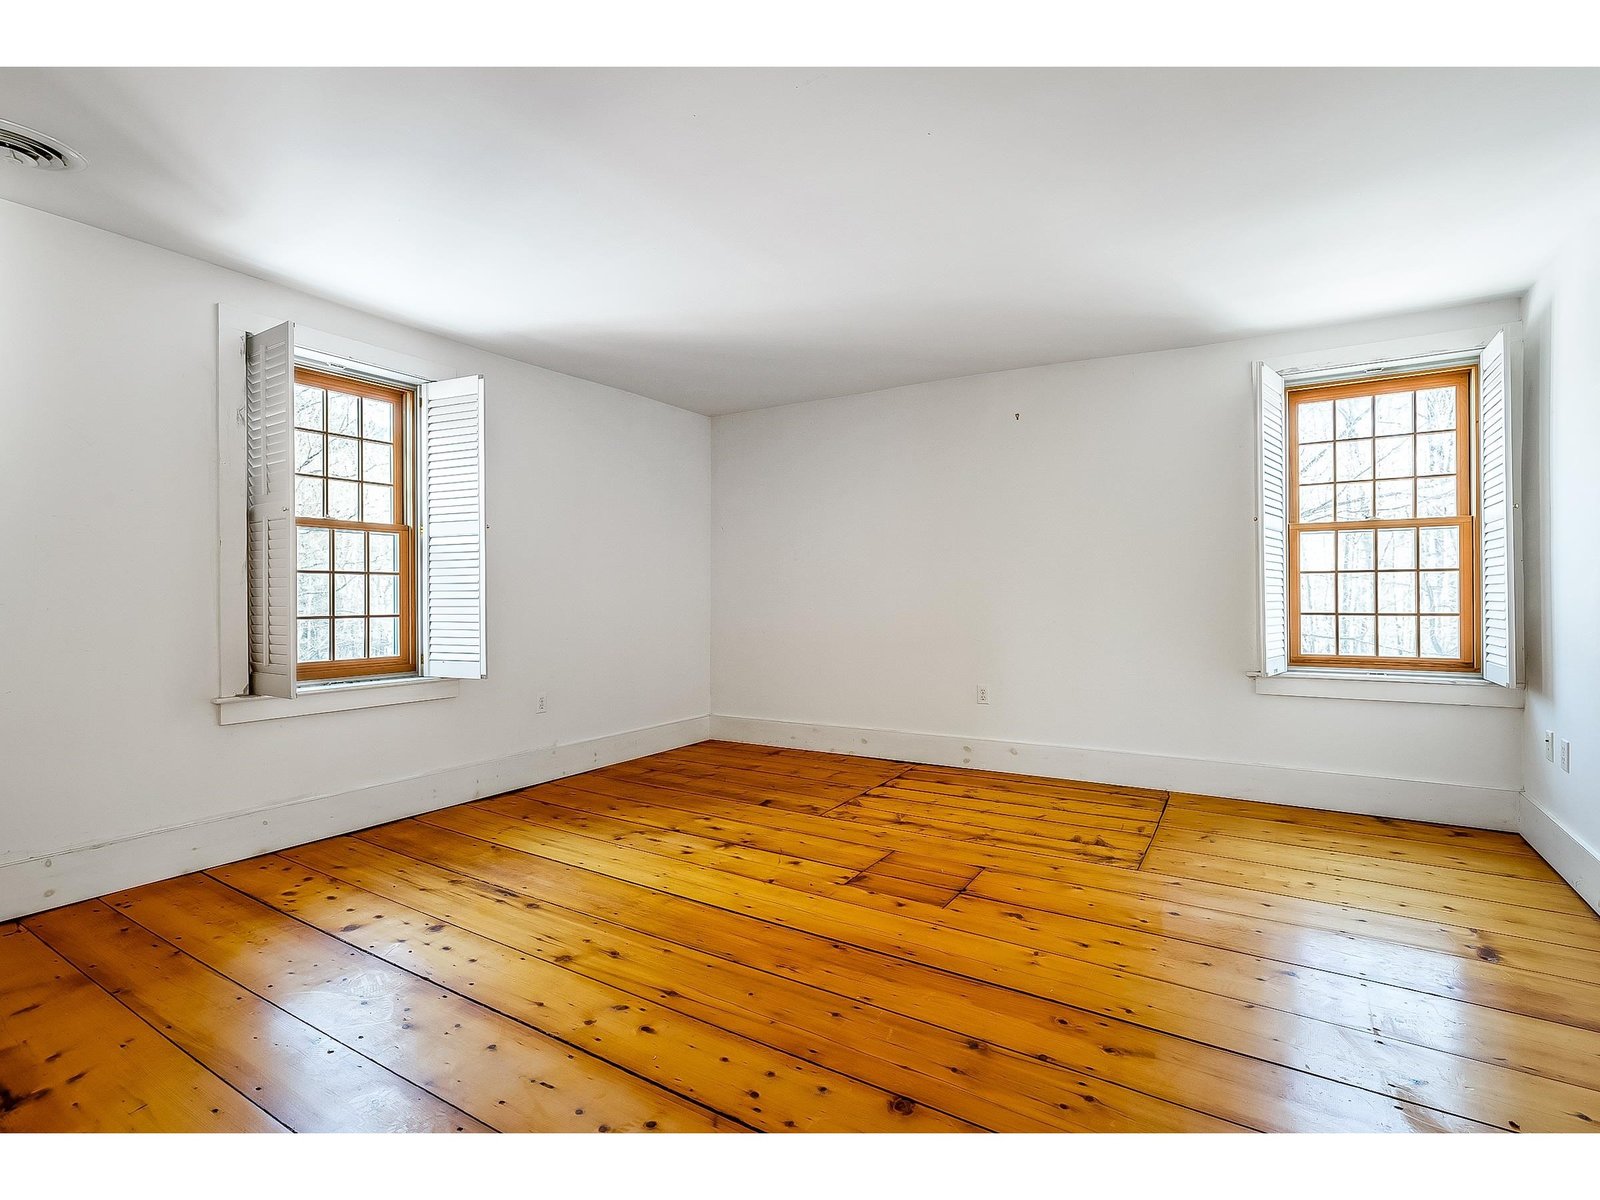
(1479, 331, 1516, 687)
(419, 374, 488, 679)
(1257, 362, 1290, 676)
(245, 321, 297, 698)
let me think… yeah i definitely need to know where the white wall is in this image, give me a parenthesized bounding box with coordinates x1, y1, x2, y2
(712, 300, 1525, 824)
(0, 200, 711, 913)
(1519, 225, 1600, 907)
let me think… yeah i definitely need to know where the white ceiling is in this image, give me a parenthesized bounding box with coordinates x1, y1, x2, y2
(5, 68, 1600, 415)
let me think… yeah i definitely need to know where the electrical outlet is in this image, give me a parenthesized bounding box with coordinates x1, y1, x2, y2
(1545, 731, 1556, 763)
(1560, 739, 1572, 773)
(536, 693, 548, 715)
(976, 685, 990, 706)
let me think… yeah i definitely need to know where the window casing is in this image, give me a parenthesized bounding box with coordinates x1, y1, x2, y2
(235, 315, 488, 705)
(291, 366, 416, 680)
(1285, 367, 1478, 673)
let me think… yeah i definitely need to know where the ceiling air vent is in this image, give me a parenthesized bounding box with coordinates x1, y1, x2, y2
(0, 119, 86, 171)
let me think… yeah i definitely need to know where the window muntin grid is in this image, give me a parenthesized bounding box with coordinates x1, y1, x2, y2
(1287, 368, 1477, 672)
(291, 366, 415, 679)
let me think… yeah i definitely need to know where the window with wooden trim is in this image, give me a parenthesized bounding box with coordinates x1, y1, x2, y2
(1286, 367, 1477, 671)
(243, 320, 487, 699)
(292, 367, 416, 679)
(1256, 332, 1516, 688)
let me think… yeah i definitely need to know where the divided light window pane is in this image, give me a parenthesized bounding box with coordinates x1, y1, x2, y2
(1287, 369, 1474, 671)
(292, 368, 413, 677)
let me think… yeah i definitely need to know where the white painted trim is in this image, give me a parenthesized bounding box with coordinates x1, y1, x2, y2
(1266, 322, 1521, 381)
(710, 715, 1519, 831)
(216, 306, 250, 699)
(1260, 320, 1527, 700)
(1252, 671, 1524, 707)
(1518, 791, 1600, 917)
(0, 716, 710, 922)
(214, 676, 460, 725)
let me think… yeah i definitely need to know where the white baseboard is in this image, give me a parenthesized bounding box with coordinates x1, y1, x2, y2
(710, 715, 1520, 831)
(0, 715, 710, 923)
(1518, 791, 1600, 916)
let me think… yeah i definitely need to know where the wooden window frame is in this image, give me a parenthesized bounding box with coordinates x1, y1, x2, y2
(1286, 367, 1479, 674)
(293, 365, 417, 682)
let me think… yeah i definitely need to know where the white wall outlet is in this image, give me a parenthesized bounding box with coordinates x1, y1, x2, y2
(976, 685, 990, 705)
(1560, 739, 1572, 773)
(1545, 731, 1556, 762)
(536, 693, 548, 715)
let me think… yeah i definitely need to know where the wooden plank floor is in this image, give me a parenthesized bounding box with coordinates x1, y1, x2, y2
(6, 739, 1600, 1133)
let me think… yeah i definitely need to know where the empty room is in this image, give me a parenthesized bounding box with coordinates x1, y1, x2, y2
(6, 25, 1600, 1166)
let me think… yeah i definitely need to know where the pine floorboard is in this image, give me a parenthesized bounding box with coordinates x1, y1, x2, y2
(5, 738, 1600, 1133)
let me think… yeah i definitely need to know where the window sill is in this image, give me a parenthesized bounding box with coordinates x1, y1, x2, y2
(1251, 670, 1523, 708)
(214, 676, 460, 725)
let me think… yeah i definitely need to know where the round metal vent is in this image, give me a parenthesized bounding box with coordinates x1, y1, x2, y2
(0, 119, 86, 171)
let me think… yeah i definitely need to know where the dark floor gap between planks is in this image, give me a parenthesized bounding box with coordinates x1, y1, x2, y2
(1135, 788, 1173, 872)
(802, 760, 918, 819)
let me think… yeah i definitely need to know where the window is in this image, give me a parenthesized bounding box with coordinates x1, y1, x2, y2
(242, 320, 488, 700)
(292, 367, 416, 679)
(1287, 368, 1476, 671)
(1256, 331, 1517, 689)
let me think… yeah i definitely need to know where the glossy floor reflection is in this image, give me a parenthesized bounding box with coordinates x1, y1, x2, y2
(5, 740, 1599, 1132)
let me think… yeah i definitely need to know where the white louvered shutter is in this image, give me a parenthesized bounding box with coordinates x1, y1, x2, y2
(1257, 362, 1290, 676)
(245, 321, 298, 698)
(419, 375, 488, 679)
(1478, 332, 1517, 687)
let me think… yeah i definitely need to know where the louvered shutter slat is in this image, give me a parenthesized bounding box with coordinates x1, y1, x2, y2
(1257, 363, 1289, 676)
(245, 322, 297, 698)
(1479, 332, 1516, 687)
(419, 375, 487, 679)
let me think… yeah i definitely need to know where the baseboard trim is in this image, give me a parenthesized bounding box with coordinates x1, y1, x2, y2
(0, 715, 710, 923)
(1518, 791, 1600, 916)
(710, 715, 1520, 831)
